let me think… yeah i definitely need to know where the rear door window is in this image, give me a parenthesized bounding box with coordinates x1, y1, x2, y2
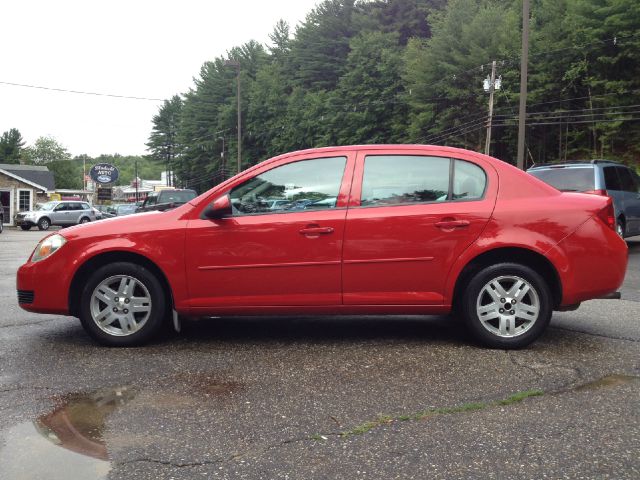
(361, 156, 450, 206)
(453, 160, 486, 200)
(616, 167, 636, 192)
(604, 166, 622, 191)
(529, 167, 595, 192)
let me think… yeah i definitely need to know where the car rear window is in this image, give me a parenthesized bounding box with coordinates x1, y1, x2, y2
(528, 167, 595, 192)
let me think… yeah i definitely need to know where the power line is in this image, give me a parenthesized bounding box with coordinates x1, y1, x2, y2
(420, 119, 488, 144)
(0, 80, 164, 101)
(495, 117, 640, 127)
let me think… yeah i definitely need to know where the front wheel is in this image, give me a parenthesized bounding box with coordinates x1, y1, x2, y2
(616, 218, 625, 238)
(79, 262, 167, 346)
(460, 263, 552, 349)
(20, 225, 32, 231)
(79, 217, 91, 224)
(37, 218, 50, 231)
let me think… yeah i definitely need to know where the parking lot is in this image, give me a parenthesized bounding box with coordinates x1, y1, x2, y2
(1, 228, 639, 479)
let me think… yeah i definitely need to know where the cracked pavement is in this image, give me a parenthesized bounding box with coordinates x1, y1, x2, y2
(0, 229, 638, 479)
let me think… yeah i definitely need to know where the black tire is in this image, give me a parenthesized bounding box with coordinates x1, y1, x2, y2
(616, 218, 626, 238)
(79, 262, 167, 346)
(79, 217, 91, 224)
(20, 225, 32, 231)
(37, 217, 50, 231)
(460, 262, 552, 349)
(0, 220, 3, 233)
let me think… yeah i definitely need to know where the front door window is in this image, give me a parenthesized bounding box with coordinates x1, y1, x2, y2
(230, 156, 346, 214)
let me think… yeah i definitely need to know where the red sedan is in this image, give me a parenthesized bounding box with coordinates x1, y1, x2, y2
(17, 145, 628, 348)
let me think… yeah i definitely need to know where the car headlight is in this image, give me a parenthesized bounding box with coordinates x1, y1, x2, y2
(31, 234, 67, 263)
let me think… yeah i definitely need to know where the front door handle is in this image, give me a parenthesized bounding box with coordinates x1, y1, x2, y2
(299, 225, 334, 235)
(435, 219, 470, 229)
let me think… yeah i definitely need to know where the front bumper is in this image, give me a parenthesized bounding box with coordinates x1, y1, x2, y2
(17, 255, 72, 315)
(15, 216, 36, 226)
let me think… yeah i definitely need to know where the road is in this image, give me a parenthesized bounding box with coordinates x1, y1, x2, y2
(0, 228, 638, 479)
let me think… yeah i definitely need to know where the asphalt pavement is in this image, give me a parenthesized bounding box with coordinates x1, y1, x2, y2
(0, 228, 638, 479)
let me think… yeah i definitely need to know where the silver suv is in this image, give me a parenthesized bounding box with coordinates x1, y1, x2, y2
(15, 200, 97, 231)
(528, 160, 640, 238)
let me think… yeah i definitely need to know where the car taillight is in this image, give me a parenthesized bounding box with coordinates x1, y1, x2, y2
(597, 201, 616, 231)
(584, 189, 608, 196)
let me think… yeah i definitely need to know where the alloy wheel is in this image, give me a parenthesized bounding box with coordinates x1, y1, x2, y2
(90, 275, 152, 336)
(475, 275, 540, 338)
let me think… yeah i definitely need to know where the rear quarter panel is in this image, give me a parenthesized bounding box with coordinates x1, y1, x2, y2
(443, 160, 615, 304)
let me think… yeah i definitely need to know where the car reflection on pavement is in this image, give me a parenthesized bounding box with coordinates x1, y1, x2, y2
(0, 386, 135, 479)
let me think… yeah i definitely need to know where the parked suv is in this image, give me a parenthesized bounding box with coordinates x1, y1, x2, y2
(528, 160, 640, 238)
(15, 200, 97, 231)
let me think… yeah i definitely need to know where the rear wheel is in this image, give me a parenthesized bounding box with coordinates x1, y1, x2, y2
(37, 218, 50, 231)
(616, 218, 625, 238)
(79, 262, 167, 346)
(460, 263, 552, 349)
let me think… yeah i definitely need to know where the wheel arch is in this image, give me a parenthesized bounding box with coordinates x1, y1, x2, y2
(452, 247, 563, 310)
(68, 250, 175, 317)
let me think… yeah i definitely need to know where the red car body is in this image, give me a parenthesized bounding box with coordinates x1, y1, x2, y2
(17, 145, 627, 346)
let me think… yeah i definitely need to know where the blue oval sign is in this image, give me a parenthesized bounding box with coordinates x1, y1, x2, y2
(90, 163, 119, 184)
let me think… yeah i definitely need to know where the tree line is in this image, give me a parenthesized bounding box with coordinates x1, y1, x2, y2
(147, 0, 640, 193)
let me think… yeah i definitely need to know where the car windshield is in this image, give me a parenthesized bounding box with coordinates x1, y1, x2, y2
(35, 202, 57, 211)
(529, 167, 595, 192)
(117, 205, 138, 214)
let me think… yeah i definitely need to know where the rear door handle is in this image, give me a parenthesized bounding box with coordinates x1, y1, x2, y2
(299, 226, 334, 235)
(435, 219, 470, 229)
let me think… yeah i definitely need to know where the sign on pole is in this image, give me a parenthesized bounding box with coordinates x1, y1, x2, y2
(89, 163, 119, 184)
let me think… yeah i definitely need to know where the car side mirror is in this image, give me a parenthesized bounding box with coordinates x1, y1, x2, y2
(202, 195, 232, 220)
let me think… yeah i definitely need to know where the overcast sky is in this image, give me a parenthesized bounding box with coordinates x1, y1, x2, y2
(0, 0, 321, 157)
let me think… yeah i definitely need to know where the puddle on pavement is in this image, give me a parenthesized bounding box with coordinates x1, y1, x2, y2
(0, 386, 135, 480)
(573, 374, 640, 392)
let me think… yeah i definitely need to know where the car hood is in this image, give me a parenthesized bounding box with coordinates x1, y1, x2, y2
(57, 207, 189, 242)
(17, 209, 48, 216)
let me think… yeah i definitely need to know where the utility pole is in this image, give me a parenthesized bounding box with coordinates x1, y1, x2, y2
(484, 60, 498, 155)
(516, 0, 530, 170)
(218, 136, 226, 180)
(134, 158, 139, 203)
(224, 59, 242, 174)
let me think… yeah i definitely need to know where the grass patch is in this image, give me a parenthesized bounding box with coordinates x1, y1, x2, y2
(338, 389, 544, 438)
(497, 389, 544, 406)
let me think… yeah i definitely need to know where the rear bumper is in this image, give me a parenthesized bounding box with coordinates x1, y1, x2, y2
(547, 216, 628, 306)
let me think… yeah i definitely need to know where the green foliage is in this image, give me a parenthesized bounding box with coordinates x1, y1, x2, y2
(147, 95, 183, 185)
(151, 0, 640, 190)
(23, 136, 71, 164)
(0, 128, 25, 164)
(48, 160, 83, 189)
